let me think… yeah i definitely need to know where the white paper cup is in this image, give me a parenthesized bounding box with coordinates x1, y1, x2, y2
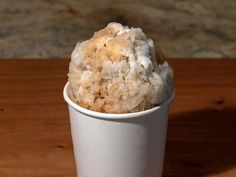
(63, 82, 175, 177)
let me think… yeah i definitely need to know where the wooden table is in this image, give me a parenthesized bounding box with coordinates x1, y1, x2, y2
(0, 59, 236, 177)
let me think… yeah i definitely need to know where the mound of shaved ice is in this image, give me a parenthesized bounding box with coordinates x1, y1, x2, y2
(68, 22, 174, 113)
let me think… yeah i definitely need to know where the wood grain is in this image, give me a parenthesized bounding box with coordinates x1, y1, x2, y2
(0, 59, 236, 177)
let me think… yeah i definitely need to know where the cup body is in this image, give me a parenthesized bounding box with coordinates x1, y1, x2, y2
(64, 82, 174, 177)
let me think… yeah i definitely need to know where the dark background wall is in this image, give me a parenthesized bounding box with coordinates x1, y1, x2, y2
(0, 0, 235, 58)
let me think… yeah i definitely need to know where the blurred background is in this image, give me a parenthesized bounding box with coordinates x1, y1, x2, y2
(0, 0, 235, 59)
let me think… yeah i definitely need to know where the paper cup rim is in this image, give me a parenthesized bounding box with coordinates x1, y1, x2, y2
(63, 82, 175, 119)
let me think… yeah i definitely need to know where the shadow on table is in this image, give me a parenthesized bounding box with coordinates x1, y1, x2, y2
(163, 107, 236, 177)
